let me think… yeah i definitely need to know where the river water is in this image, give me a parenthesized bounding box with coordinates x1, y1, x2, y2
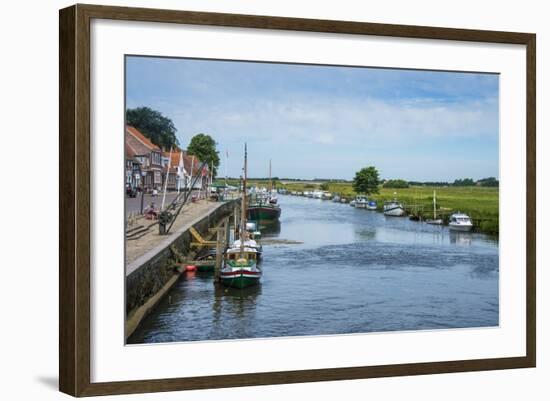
(128, 195, 499, 344)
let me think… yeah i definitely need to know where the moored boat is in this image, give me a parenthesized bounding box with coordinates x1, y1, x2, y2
(246, 221, 262, 239)
(221, 144, 262, 289)
(355, 195, 368, 208)
(247, 202, 281, 222)
(366, 200, 377, 210)
(383, 199, 405, 216)
(221, 245, 261, 288)
(196, 249, 217, 272)
(449, 212, 473, 232)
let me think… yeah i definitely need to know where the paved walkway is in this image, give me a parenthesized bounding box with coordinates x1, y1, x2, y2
(125, 199, 223, 267)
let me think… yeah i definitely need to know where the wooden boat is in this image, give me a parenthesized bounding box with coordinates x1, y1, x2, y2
(221, 144, 262, 288)
(195, 249, 217, 272)
(221, 244, 261, 288)
(247, 160, 281, 221)
(247, 202, 281, 221)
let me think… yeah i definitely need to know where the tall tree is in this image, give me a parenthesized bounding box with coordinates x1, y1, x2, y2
(187, 134, 220, 177)
(126, 107, 179, 150)
(353, 166, 381, 195)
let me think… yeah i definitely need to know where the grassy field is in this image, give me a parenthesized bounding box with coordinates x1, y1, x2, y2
(216, 179, 499, 235)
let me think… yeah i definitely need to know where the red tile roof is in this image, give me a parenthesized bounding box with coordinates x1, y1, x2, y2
(126, 126, 161, 154)
(162, 150, 184, 173)
(182, 151, 209, 177)
(125, 143, 136, 159)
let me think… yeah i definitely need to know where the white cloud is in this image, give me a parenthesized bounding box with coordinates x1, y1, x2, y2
(169, 94, 498, 148)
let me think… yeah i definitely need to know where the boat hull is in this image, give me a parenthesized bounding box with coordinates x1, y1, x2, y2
(449, 223, 473, 232)
(220, 270, 261, 288)
(247, 205, 281, 221)
(384, 206, 405, 216)
(197, 264, 215, 272)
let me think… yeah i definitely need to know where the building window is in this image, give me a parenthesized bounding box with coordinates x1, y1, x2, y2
(154, 171, 162, 184)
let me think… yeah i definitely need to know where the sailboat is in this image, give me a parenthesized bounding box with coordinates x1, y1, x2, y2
(220, 144, 262, 289)
(426, 190, 443, 225)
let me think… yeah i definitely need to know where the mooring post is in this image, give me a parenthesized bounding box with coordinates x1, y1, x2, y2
(224, 216, 231, 248)
(214, 222, 224, 282)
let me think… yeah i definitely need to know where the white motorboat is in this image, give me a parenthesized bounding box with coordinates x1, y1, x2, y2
(349, 200, 356, 207)
(245, 221, 262, 239)
(355, 195, 368, 208)
(448, 212, 473, 232)
(383, 199, 405, 216)
(313, 190, 323, 199)
(366, 200, 377, 210)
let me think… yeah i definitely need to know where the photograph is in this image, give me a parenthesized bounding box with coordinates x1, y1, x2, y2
(124, 55, 500, 345)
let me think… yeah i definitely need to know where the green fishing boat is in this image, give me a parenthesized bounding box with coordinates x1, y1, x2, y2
(220, 143, 262, 289)
(220, 245, 261, 288)
(247, 159, 281, 222)
(247, 202, 281, 222)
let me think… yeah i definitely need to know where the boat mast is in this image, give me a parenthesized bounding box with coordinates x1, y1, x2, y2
(433, 190, 437, 220)
(240, 143, 248, 255)
(269, 159, 272, 192)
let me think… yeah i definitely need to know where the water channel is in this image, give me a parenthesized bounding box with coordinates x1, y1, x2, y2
(128, 194, 499, 344)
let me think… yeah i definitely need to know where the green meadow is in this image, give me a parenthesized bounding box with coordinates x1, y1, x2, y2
(219, 179, 499, 235)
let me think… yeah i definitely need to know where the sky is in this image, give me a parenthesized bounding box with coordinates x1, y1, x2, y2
(125, 56, 499, 181)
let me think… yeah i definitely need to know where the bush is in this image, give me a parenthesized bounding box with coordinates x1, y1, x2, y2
(383, 179, 409, 189)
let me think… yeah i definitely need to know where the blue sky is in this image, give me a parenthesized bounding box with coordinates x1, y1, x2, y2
(126, 56, 499, 181)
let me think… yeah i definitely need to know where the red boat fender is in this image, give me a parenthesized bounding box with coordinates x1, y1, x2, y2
(185, 265, 197, 272)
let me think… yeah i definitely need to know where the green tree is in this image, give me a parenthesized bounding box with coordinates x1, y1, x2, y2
(353, 166, 381, 195)
(126, 107, 179, 150)
(319, 182, 330, 191)
(187, 134, 220, 177)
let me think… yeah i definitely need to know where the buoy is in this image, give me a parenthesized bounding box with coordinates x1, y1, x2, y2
(185, 265, 197, 272)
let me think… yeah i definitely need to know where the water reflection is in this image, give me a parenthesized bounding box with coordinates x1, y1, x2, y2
(259, 220, 281, 236)
(450, 231, 473, 246)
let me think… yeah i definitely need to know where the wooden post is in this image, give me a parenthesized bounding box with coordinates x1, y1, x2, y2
(224, 216, 231, 248)
(214, 221, 224, 282)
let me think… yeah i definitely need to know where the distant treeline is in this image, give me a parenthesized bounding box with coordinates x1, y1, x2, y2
(226, 176, 498, 187)
(405, 177, 499, 188)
